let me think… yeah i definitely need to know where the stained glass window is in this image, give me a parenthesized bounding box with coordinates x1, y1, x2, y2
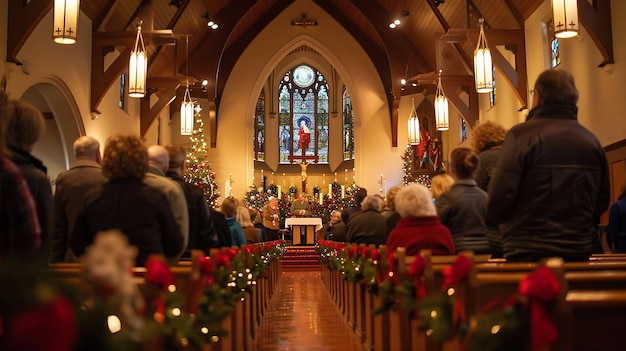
(460, 118, 467, 142)
(489, 66, 496, 108)
(278, 65, 329, 164)
(547, 19, 560, 68)
(342, 87, 354, 160)
(255, 89, 265, 161)
(119, 74, 126, 109)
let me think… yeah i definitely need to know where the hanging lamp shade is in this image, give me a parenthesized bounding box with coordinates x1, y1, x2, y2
(474, 19, 493, 93)
(435, 71, 449, 131)
(552, 0, 579, 38)
(53, 0, 80, 44)
(129, 24, 147, 98)
(180, 86, 194, 135)
(407, 98, 420, 145)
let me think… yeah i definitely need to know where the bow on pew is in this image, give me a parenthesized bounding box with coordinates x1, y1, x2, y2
(519, 266, 561, 351)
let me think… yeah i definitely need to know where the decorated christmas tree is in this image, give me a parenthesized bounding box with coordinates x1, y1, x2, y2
(184, 113, 220, 208)
(402, 144, 432, 188)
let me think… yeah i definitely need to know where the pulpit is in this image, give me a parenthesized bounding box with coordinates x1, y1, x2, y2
(285, 217, 322, 245)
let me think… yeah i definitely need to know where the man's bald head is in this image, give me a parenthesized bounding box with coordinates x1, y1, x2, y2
(147, 145, 170, 173)
(73, 136, 101, 162)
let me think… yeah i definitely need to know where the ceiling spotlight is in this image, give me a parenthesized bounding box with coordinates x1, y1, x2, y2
(389, 22, 397, 29)
(201, 12, 218, 30)
(202, 79, 208, 86)
(401, 78, 407, 85)
(207, 21, 218, 30)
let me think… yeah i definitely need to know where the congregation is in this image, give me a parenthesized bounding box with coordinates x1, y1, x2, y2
(0, 68, 623, 266)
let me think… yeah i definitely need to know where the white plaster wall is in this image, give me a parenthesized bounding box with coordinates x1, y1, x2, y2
(525, 0, 626, 147)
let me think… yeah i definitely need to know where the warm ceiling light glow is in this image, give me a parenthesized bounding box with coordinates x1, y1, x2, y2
(53, 0, 80, 44)
(435, 70, 449, 131)
(180, 87, 194, 135)
(407, 98, 421, 145)
(552, 0, 579, 38)
(474, 18, 493, 93)
(128, 24, 147, 98)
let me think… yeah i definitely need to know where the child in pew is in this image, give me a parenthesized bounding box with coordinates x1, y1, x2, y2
(387, 183, 454, 256)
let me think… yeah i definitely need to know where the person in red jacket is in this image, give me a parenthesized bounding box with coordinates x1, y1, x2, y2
(387, 183, 454, 256)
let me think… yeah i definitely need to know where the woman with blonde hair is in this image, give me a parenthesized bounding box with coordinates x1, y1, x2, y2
(471, 120, 507, 257)
(237, 206, 260, 243)
(430, 174, 454, 201)
(436, 147, 490, 255)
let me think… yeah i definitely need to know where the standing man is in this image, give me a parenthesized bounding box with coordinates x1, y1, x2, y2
(488, 68, 610, 262)
(145, 145, 189, 257)
(290, 192, 310, 217)
(165, 144, 220, 255)
(51, 136, 106, 262)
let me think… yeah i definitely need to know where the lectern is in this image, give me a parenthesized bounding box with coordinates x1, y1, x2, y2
(285, 218, 322, 245)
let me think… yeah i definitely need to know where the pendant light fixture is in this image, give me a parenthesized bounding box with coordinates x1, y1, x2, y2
(435, 70, 449, 131)
(180, 35, 194, 135)
(53, 0, 80, 44)
(552, 0, 579, 38)
(474, 18, 493, 93)
(407, 98, 420, 145)
(129, 22, 147, 98)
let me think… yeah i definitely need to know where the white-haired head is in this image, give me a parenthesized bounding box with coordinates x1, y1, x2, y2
(394, 183, 437, 218)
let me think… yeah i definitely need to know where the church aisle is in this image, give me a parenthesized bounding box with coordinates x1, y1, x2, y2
(249, 271, 365, 351)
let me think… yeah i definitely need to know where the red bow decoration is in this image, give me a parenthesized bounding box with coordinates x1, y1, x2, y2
(386, 252, 400, 284)
(519, 266, 562, 351)
(361, 246, 370, 259)
(226, 247, 239, 260)
(215, 250, 232, 267)
(408, 255, 427, 299)
(441, 255, 473, 333)
(145, 256, 174, 290)
(370, 248, 379, 261)
(348, 245, 359, 258)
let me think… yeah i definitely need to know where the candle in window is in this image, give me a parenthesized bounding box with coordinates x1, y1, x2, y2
(341, 185, 345, 199)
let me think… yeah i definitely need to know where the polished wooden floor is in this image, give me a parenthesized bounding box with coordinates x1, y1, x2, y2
(249, 271, 365, 351)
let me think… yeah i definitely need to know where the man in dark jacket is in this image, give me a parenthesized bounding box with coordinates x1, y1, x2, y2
(488, 68, 610, 262)
(165, 144, 219, 255)
(346, 195, 387, 245)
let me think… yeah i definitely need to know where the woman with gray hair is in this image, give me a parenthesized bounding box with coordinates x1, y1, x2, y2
(387, 183, 454, 256)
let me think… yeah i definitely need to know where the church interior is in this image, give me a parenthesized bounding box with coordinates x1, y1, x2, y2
(2, 0, 626, 350)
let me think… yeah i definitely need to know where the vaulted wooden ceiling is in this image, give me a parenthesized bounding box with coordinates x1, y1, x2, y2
(7, 0, 614, 145)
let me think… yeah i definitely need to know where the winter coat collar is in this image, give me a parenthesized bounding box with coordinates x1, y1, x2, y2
(9, 145, 47, 174)
(526, 103, 578, 122)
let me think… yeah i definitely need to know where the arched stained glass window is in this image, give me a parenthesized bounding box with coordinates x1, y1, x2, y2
(254, 89, 265, 161)
(342, 86, 354, 160)
(278, 65, 329, 164)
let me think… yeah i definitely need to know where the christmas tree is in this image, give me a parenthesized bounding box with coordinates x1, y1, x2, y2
(184, 113, 220, 208)
(401, 144, 432, 188)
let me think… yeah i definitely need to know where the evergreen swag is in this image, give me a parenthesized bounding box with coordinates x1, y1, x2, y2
(184, 114, 220, 208)
(313, 244, 558, 351)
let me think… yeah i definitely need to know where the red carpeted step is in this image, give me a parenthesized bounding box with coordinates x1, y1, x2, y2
(282, 246, 320, 270)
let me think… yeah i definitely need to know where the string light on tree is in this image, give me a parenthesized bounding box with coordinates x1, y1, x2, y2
(184, 113, 220, 208)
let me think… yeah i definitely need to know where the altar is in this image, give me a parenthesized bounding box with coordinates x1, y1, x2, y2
(284, 217, 322, 245)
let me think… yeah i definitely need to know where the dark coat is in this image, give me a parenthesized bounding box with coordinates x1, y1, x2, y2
(608, 198, 626, 252)
(436, 179, 490, 254)
(488, 103, 610, 261)
(325, 221, 347, 242)
(166, 171, 217, 255)
(51, 159, 106, 262)
(70, 178, 183, 266)
(475, 148, 504, 257)
(210, 210, 232, 247)
(346, 209, 387, 246)
(10, 146, 53, 246)
(386, 216, 455, 256)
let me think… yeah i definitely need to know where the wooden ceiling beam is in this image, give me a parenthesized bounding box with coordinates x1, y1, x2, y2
(579, 0, 613, 67)
(7, 0, 51, 64)
(94, 0, 120, 31)
(442, 28, 528, 109)
(140, 88, 176, 137)
(415, 72, 478, 128)
(186, 0, 261, 147)
(351, 0, 432, 148)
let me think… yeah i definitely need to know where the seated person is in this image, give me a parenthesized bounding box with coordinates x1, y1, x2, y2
(325, 210, 347, 242)
(346, 195, 387, 246)
(387, 183, 454, 256)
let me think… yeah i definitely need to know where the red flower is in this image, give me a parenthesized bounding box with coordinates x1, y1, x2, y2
(145, 256, 174, 290)
(199, 255, 214, 274)
(215, 250, 231, 267)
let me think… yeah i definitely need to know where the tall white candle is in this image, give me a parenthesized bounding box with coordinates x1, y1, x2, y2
(277, 185, 281, 198)
(328, 184, 332, 198)
(319, 192, 324, 205)
(341, 185, 345, 199)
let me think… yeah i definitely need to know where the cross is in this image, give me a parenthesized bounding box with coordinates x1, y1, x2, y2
(227, 173, 234, 197)
(291, 14, 318, 28)
(378, 174, 386, 198)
